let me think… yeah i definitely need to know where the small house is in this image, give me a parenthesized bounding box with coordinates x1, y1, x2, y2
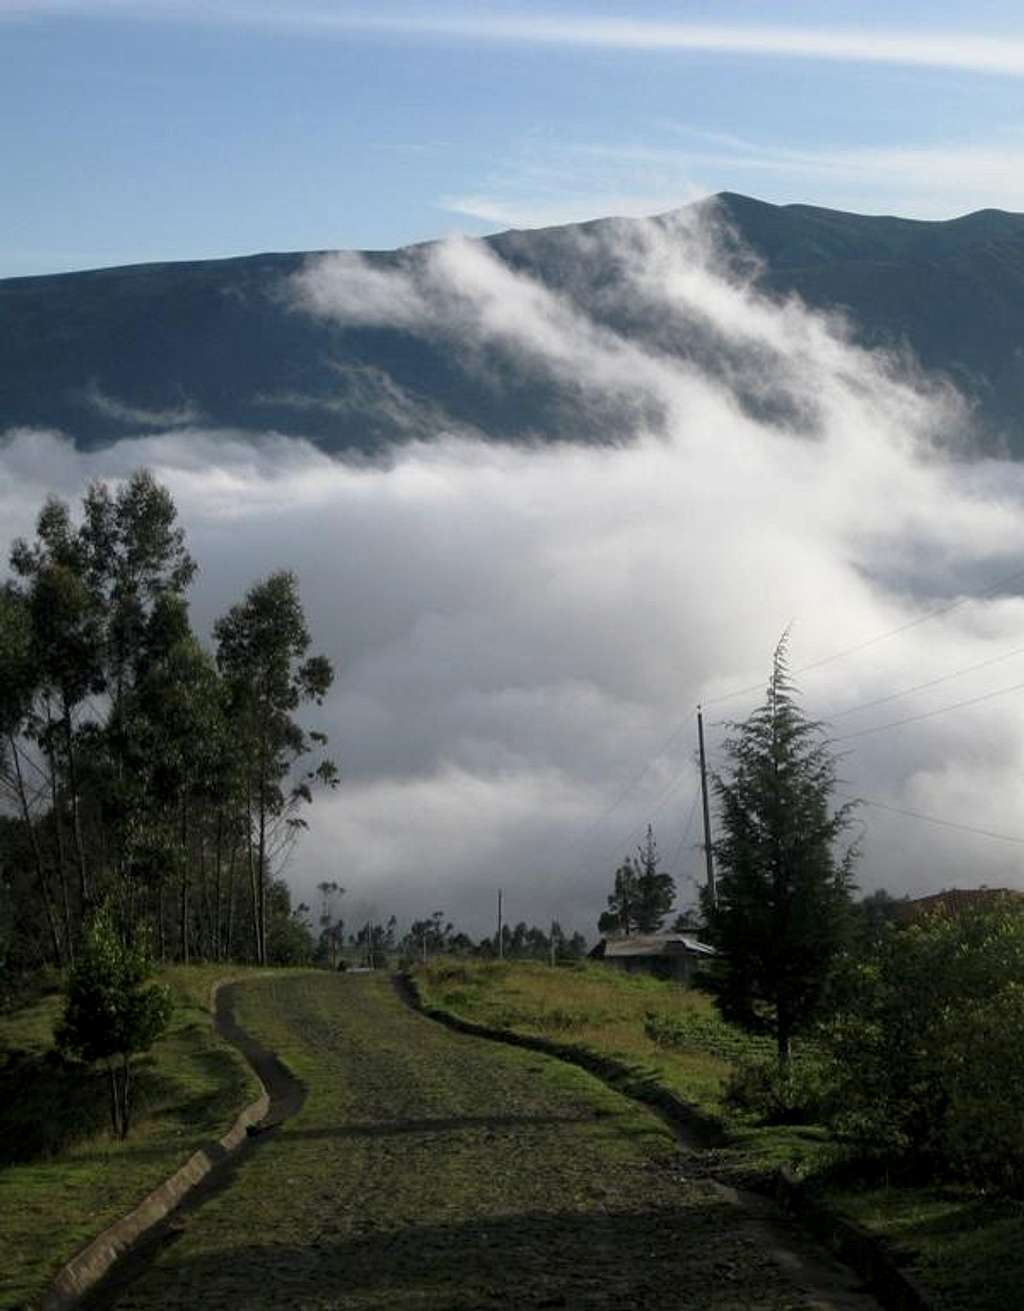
(589, 933, 715, 984)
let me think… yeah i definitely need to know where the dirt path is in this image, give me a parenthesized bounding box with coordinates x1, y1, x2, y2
(84, 973, 882, 1311)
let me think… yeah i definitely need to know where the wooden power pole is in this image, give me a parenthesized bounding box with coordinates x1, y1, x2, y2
(497, 888, 503, 959)
(697, 706, 717, 906)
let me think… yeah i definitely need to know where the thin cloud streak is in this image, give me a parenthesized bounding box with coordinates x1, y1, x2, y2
(7, 4, 1024, 80)
(442, 135, 1024, 231)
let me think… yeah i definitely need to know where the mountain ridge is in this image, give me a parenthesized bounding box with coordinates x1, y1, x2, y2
(4, 192, 1024, 454)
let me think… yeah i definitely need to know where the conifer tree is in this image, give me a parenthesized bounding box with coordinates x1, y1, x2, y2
(703, 638, 857, 1066)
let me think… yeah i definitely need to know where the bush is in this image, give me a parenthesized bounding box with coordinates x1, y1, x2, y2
(826, 898, 1024, 1190)
(643, 1007, 775, 1063)
(55, 907, 172, 1139)
(723, 1054, 833, 1124)
(938, 985, 1024, 1192)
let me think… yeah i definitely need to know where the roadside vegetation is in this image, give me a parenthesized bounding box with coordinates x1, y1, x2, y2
(416, 929, 1024, 1311)
(0, 963, 274, 1310)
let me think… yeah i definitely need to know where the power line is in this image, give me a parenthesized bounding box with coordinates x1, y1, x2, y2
(846, 793, 1024, 848)
(702, 562, 1024, 712)
(668, 783, 702, 875)
(823, 640, 1024, 722)
(832, 675, 1024, 742)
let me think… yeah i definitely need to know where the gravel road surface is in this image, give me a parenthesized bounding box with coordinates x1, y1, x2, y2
(83, 972, 882, 1311)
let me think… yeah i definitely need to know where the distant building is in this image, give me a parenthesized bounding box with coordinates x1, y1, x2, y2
(589, 933, 715, 984)
(893, 887, 1024, 925)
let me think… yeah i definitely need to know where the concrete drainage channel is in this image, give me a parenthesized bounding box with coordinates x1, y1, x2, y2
(39, 979, 306, 1311)
(397, 973, 934, 1311)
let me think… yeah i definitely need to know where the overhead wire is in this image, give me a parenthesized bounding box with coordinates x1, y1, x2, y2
(821, 639, 1024, 722)
(841, 793, 1024, 848)
(701, 561, 1024, 712)
(569, 560, 1024, 881)
(832, 675, 1024, 742)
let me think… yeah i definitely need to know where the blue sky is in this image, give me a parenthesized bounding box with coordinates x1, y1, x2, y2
(6, 1, 1024, 276)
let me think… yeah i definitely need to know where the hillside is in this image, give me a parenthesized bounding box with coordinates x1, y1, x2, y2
(3, 192, 1024, 454)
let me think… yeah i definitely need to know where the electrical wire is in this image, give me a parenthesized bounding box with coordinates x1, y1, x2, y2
(701, 562, 1024, 712)
(832, 675, 1024, 742)
(842, 793, 1024, 847)
(822, 639, 1024, 722)
(668, 783, 702, 875)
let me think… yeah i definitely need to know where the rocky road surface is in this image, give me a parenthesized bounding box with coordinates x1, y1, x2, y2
(82, 973, 882, 1311)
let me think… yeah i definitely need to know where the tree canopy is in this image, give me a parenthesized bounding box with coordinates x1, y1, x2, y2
(0, 471, 337, 980)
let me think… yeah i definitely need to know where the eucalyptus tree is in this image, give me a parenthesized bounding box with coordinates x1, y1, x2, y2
(214, 571, 338, 965)
(0, 585, 66, 964)
(9, 500, 104, 920)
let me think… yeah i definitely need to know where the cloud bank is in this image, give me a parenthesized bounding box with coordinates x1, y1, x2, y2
(5, 207, 1024, 936)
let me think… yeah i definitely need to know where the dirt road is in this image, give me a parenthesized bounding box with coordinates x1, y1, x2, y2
(85, 973, 880, 1311)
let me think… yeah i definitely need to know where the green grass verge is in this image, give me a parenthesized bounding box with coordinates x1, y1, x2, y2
(415, 959, 823, 1171)
(415, 958, 1024, 1311)
(0, 964, 303, 1310)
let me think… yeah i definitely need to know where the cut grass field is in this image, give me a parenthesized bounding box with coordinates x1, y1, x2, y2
(415, 958, 1024, 1311)
(0, 964, 290, 1310)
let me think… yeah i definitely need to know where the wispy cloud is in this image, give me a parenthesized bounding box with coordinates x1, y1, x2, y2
(440, 132, 1024, 231)
(7, 5, 1024, 80)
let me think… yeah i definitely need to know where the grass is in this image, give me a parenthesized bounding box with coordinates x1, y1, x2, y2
(414, 958, 1024, 1310)
(0, 963, 296, 1310)
(92, 972, 828, 1310)
(415, 958, 825, 1172)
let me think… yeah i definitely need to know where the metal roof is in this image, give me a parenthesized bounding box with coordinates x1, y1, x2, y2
(601, 933, 716, 959)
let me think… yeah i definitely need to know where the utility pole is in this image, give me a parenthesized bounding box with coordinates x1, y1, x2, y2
(550, 920, 557, 968)
(697, 706, 717, 906)
(497, 889, 503, 960)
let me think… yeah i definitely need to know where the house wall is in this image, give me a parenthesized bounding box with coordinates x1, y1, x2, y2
(607, 953, 695, 984)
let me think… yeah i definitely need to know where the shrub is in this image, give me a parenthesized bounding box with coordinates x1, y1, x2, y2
(723, 1054, 833, 1124)
(826, 898, 1024, 1191)
(55, 907, 172, 1139)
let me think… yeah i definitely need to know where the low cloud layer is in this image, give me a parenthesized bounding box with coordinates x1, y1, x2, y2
(5, 209, 1024, 937)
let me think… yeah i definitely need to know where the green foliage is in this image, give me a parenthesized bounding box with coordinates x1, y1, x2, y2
(827, 898, 1024, 1191)
(214, 570, 336, 965)
(722, 1054, 833, 1125)
(2, 473, 336, 971)
(599, 825, 675, 936)
(55, 906, 172, 1137)
(703, 637, 856, 1064)
(643, 1007, 775, 1063)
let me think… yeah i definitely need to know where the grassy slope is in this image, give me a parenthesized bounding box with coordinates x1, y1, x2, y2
(417, 960, 826, 1175)
(416, 959, 1024, 1311)
(0, 965, 287, 1310)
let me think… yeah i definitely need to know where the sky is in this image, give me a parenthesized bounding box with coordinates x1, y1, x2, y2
(6, 1, 1024, 276)
(5, 3, 1024, 937)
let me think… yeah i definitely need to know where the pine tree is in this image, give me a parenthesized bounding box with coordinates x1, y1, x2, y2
(703, 638, 857, 1066)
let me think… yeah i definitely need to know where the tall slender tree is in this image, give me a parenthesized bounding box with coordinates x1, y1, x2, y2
(703, 638, 857, 1066)
(214, 571, 338, 965)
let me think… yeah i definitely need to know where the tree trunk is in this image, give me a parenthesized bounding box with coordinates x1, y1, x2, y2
(246, 785, 261, 965)
(44, 730, 75, 964)
(107, 1061, 122, 1138)
(213, 809, 224, 961)
(121, 1055, 131, 1138)
(8, 733, 63, 967)
(179, 795, 189, 965)
(225, 842, 238, 962)
(62, 698, 89, 912)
